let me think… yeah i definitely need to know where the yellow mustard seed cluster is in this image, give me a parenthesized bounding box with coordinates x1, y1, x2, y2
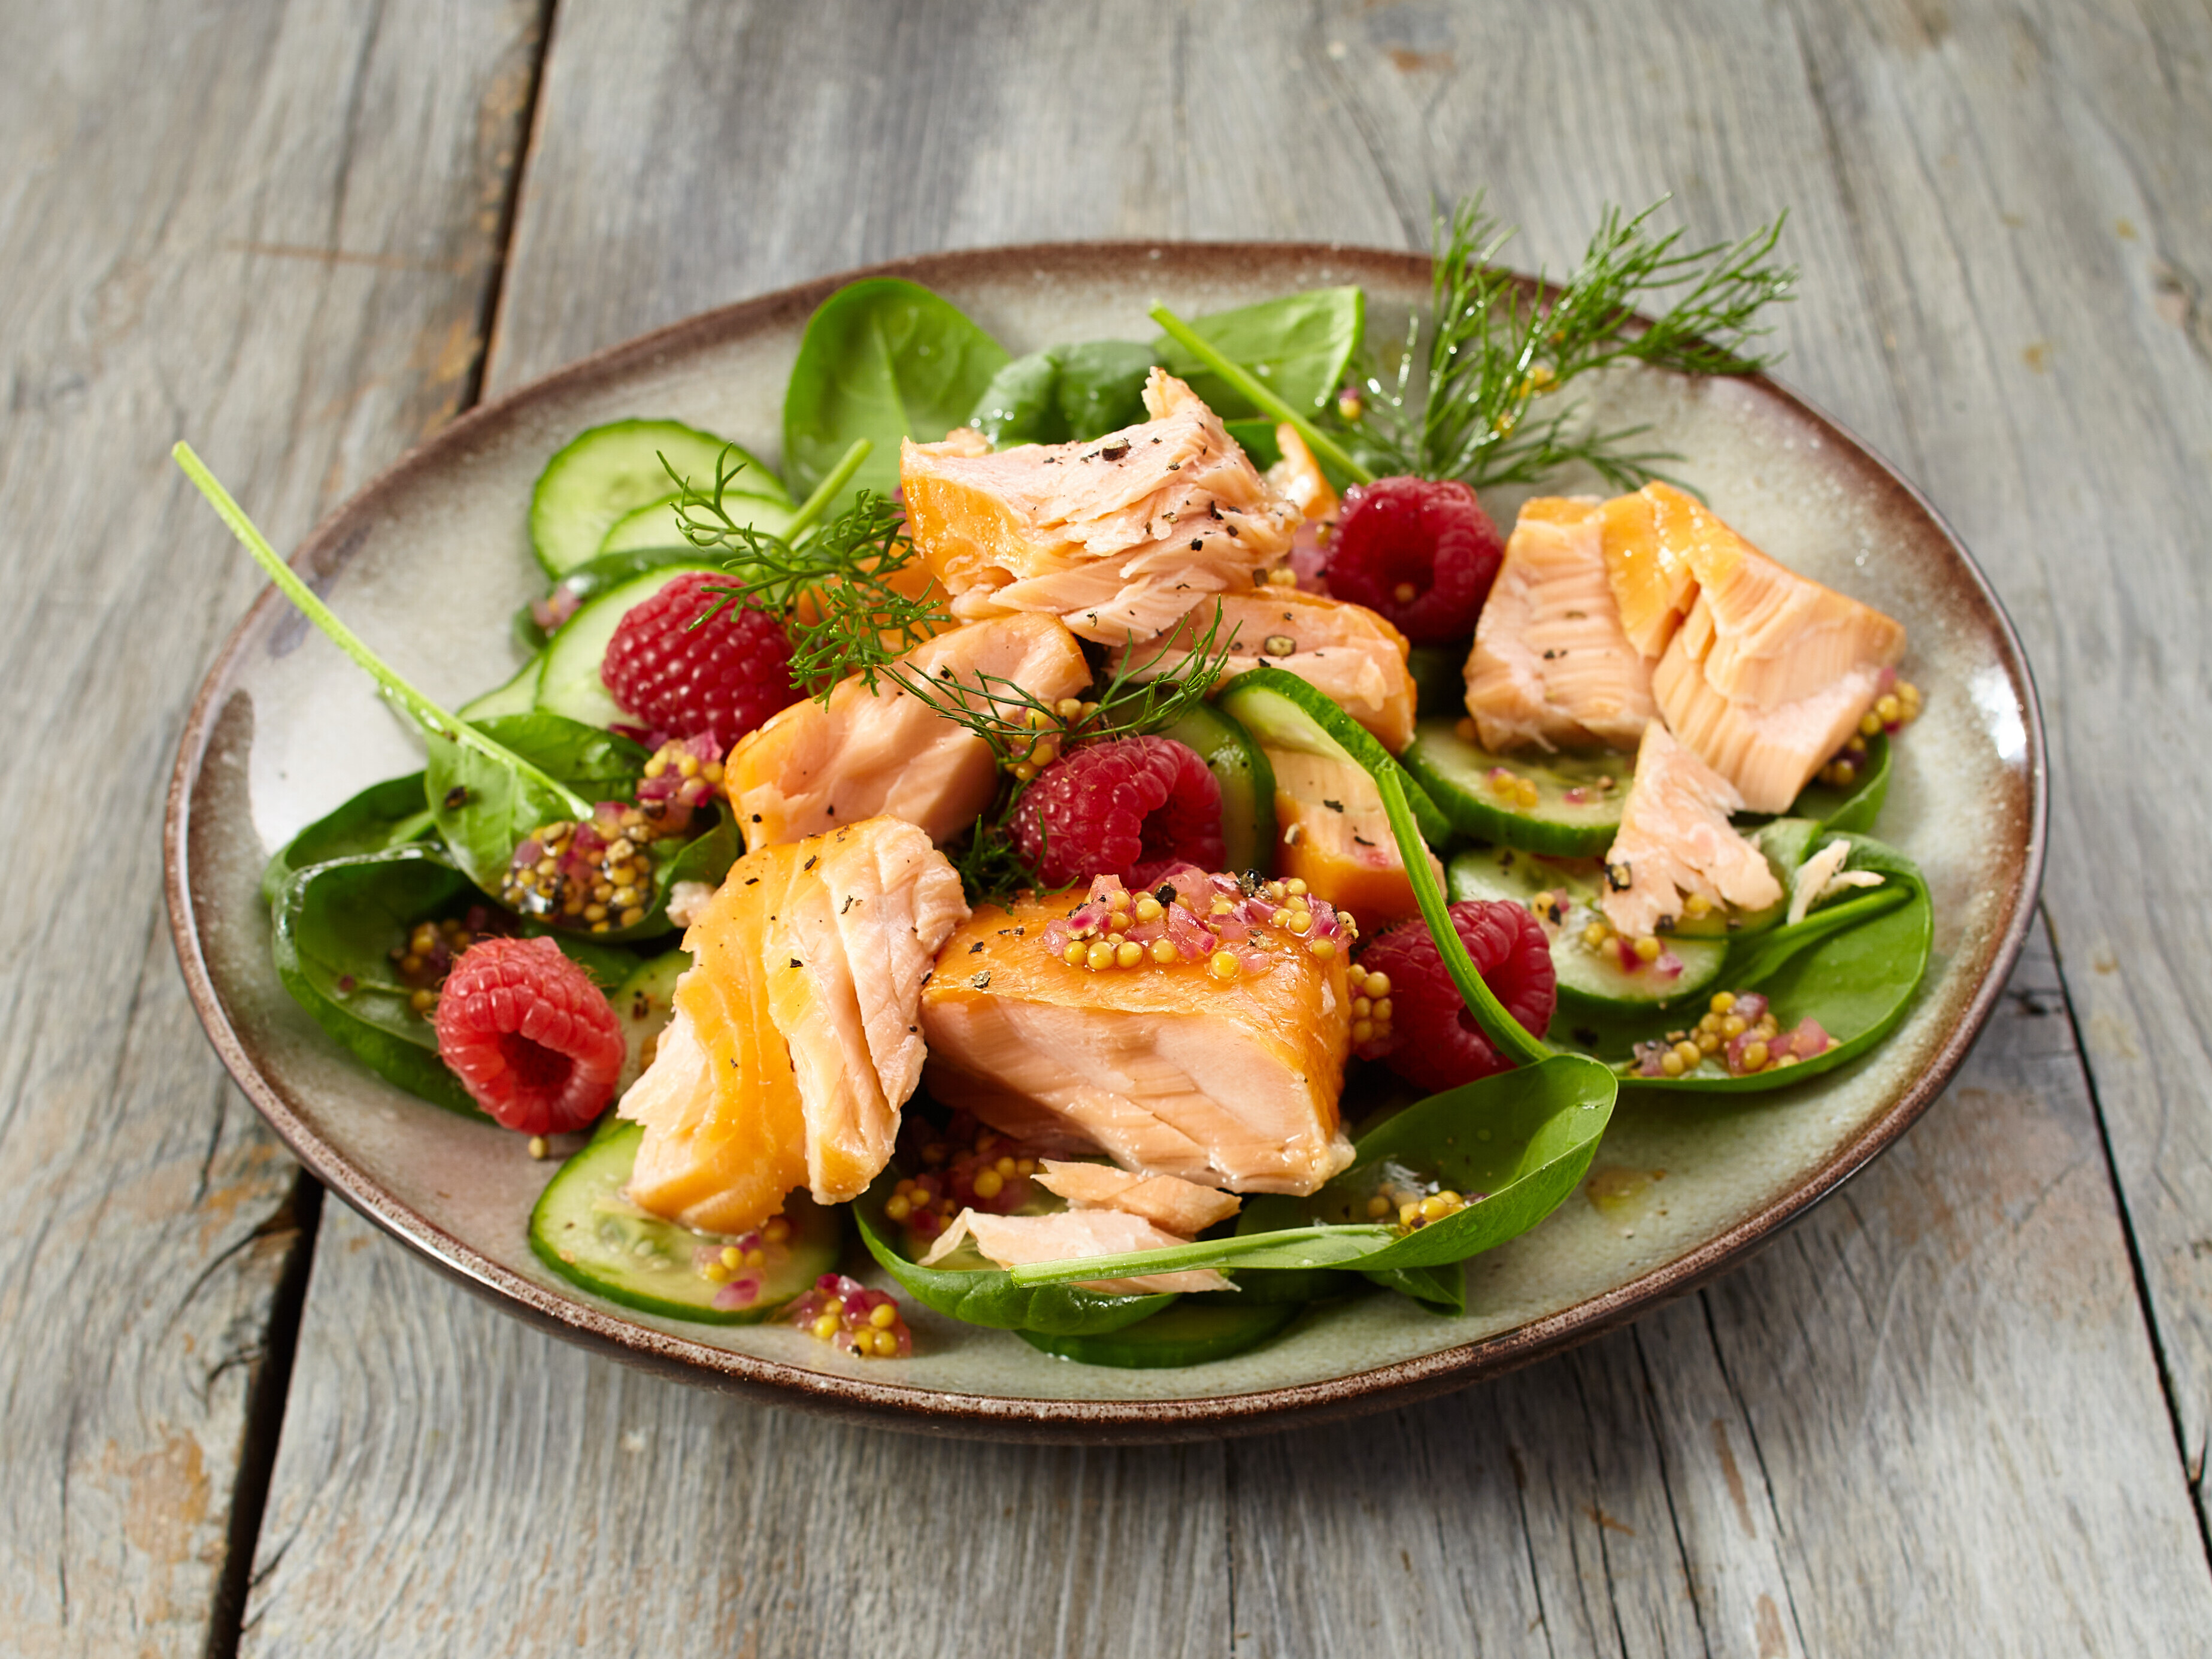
(1363, 1186, 1469, 1228)
(1347, 961, 1394, 1048)
(390, 916, 475, 1014)
(1651, 990, 1790, 1077)
(1055, 876, 1354, 976)
(1485, 765, 1543, 812)
(693, 1216, 791, 1286)
(1006, 700, 1101, 783)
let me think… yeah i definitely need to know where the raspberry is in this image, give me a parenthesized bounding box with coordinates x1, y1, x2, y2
(1326, 476, 1504, 643)
(1354, 900, 1556, 1090)
(434, 936, 625, 1134)
(599, 572, 799, 753)
(1013, 736, 1225, 890)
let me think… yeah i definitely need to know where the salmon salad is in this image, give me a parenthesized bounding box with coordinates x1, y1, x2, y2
(194, 196, 1935, 1370)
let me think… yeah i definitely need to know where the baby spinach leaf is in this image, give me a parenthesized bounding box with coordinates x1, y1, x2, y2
(783, 277, 1010, 505)
(271, 846, 483, 1118)
(1005, 1055, 1619, 1286)
(1154, 286, 1365, 419)
(426, 712, 647, 897)
(969, 340, 1155, 447)
(852, 1187, 1172, 1335)
(1223, 418, 1283, 469)
(1596, 832, 1934, 1093)
(1365, 1262, 1466, 1315)
(260, 773, 434, 907)
(1016, 1298, 1300, 1367)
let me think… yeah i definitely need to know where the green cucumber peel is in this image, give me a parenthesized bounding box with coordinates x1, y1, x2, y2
(175, 442, 593, 819)
(1377, 767, 1554, 1067)
(1149, 304, 1372, 484)
(1007, 1054, 1617, 1285)
(852, 1186, 1172, 1335)
(260, 773, 435, 909)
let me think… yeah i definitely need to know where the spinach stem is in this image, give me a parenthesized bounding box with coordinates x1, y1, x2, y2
(1147, 304, 1374, 485)
(173, 442, 593, 819)
(1377, 768, 1554, 1068)
(783, 437, 872, 540)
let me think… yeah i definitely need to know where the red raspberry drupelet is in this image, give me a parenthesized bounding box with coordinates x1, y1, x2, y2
(1013, 736, 1226, 891)
(434, 936, 626, 1135)
(1354, 900, 1556, 1091)
(599, 571, 799, 753)
(1325, 475, 1505, 643)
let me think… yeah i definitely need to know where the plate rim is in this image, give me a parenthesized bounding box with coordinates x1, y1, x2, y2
(163, 239, 2049, 1443)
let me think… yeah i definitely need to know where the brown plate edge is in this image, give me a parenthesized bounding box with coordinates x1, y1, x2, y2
(162, 240, 2048, 1444)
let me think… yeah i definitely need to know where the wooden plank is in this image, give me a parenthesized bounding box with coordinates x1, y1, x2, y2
(1777, 0, 2212, 1527)
(240, 0, 2212, 1652)
(0, 1, 543, 1652)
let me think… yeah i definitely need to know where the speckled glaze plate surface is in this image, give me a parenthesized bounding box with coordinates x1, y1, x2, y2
(167, 244, 2044, 1442)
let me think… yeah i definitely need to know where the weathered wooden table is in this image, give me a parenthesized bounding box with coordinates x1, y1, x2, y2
(7, 2, 2212, 1652)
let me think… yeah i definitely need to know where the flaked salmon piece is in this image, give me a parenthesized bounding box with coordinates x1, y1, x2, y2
(620, 816, 968, 1234)
(1662, 502, 1904, 710)
(1269, 747, 1444, 928)
(1600, 722, 1783, 939)
(920, 892, 1356, 1195)
(723, 614, 1090, 853)
(1465, 497, 1656, 752)
(1653, 643, 1886, 813)
(899, 369, 1301, 644)
(1109, 589, 1418, 751)
(1599, 485, 1702, 660)
(1035, 1161, 1242, 1234)
(920, 1208, 1230, 1295)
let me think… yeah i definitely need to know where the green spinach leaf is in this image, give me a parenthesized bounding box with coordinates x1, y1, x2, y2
(783, 278, 1010, 504)
(1596, 832, 1934, 1092)
(1155, 286, 1365, 419)
(1783, 732, 1890, 835)
(852, 1186, 1173, 1335)
(260, 773, 434, 908)
(271, 846, 482, 1117)
(426, 712, 647, 897)
(968, 340, 1156, 447)
(1005, 1054, 1619, 1286)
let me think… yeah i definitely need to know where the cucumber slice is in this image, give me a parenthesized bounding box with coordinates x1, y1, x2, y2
(1447, 846, 1728, 1013)
(1159, 700, 1277, 877)
(599, 490, 795, 558)
(1216, 668, 1452, 848)
(457, 655, 543, 722)
(1016, 1298, 1298, 1367)
(613, 948, 690, 1093)
(534, 562, 720, 728)
(530, 419, 786, 578)
(529, 1120, 839, 1324)
(1402, 717, 1628, 855)
(513, 549, 704, 653)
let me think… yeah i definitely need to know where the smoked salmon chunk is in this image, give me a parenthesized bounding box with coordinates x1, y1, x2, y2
(1599, 723, 1782, 939)
(723, 614, 1090, 853)
(920, 1209, 1230, 1295)
(919, 883, 1356, 1195)
(620, 816, 968, 1235)
(1034, 1161, 1242, 1234)
(899, 369, 1301, 645)
(1465, 497, 1656, 752)
(1110, 589, 1419, 751)
(1600, 483, 1907, 811)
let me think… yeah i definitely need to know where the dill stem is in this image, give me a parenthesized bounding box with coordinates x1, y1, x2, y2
(1376, 768, 1552, 1068)
(1147, 304, 1374, 485)
(173, 441, 592, 819)
(784, 437, 872, 540)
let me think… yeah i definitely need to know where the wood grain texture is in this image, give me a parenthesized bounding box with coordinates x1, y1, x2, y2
(0, 1, 541, 1652)
(1778, 0, 2212, 1530)
(231, 0, 2212, 1652)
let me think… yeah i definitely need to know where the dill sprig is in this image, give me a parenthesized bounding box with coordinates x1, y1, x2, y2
(1351, 193, 1795, 490)
(672, 446, 950, 695)
(884, 601, 1238, 763)
(946, 785, 1043, 905)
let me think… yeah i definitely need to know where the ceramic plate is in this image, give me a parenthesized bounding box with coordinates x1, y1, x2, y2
(166, 244, 2044, 1442)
